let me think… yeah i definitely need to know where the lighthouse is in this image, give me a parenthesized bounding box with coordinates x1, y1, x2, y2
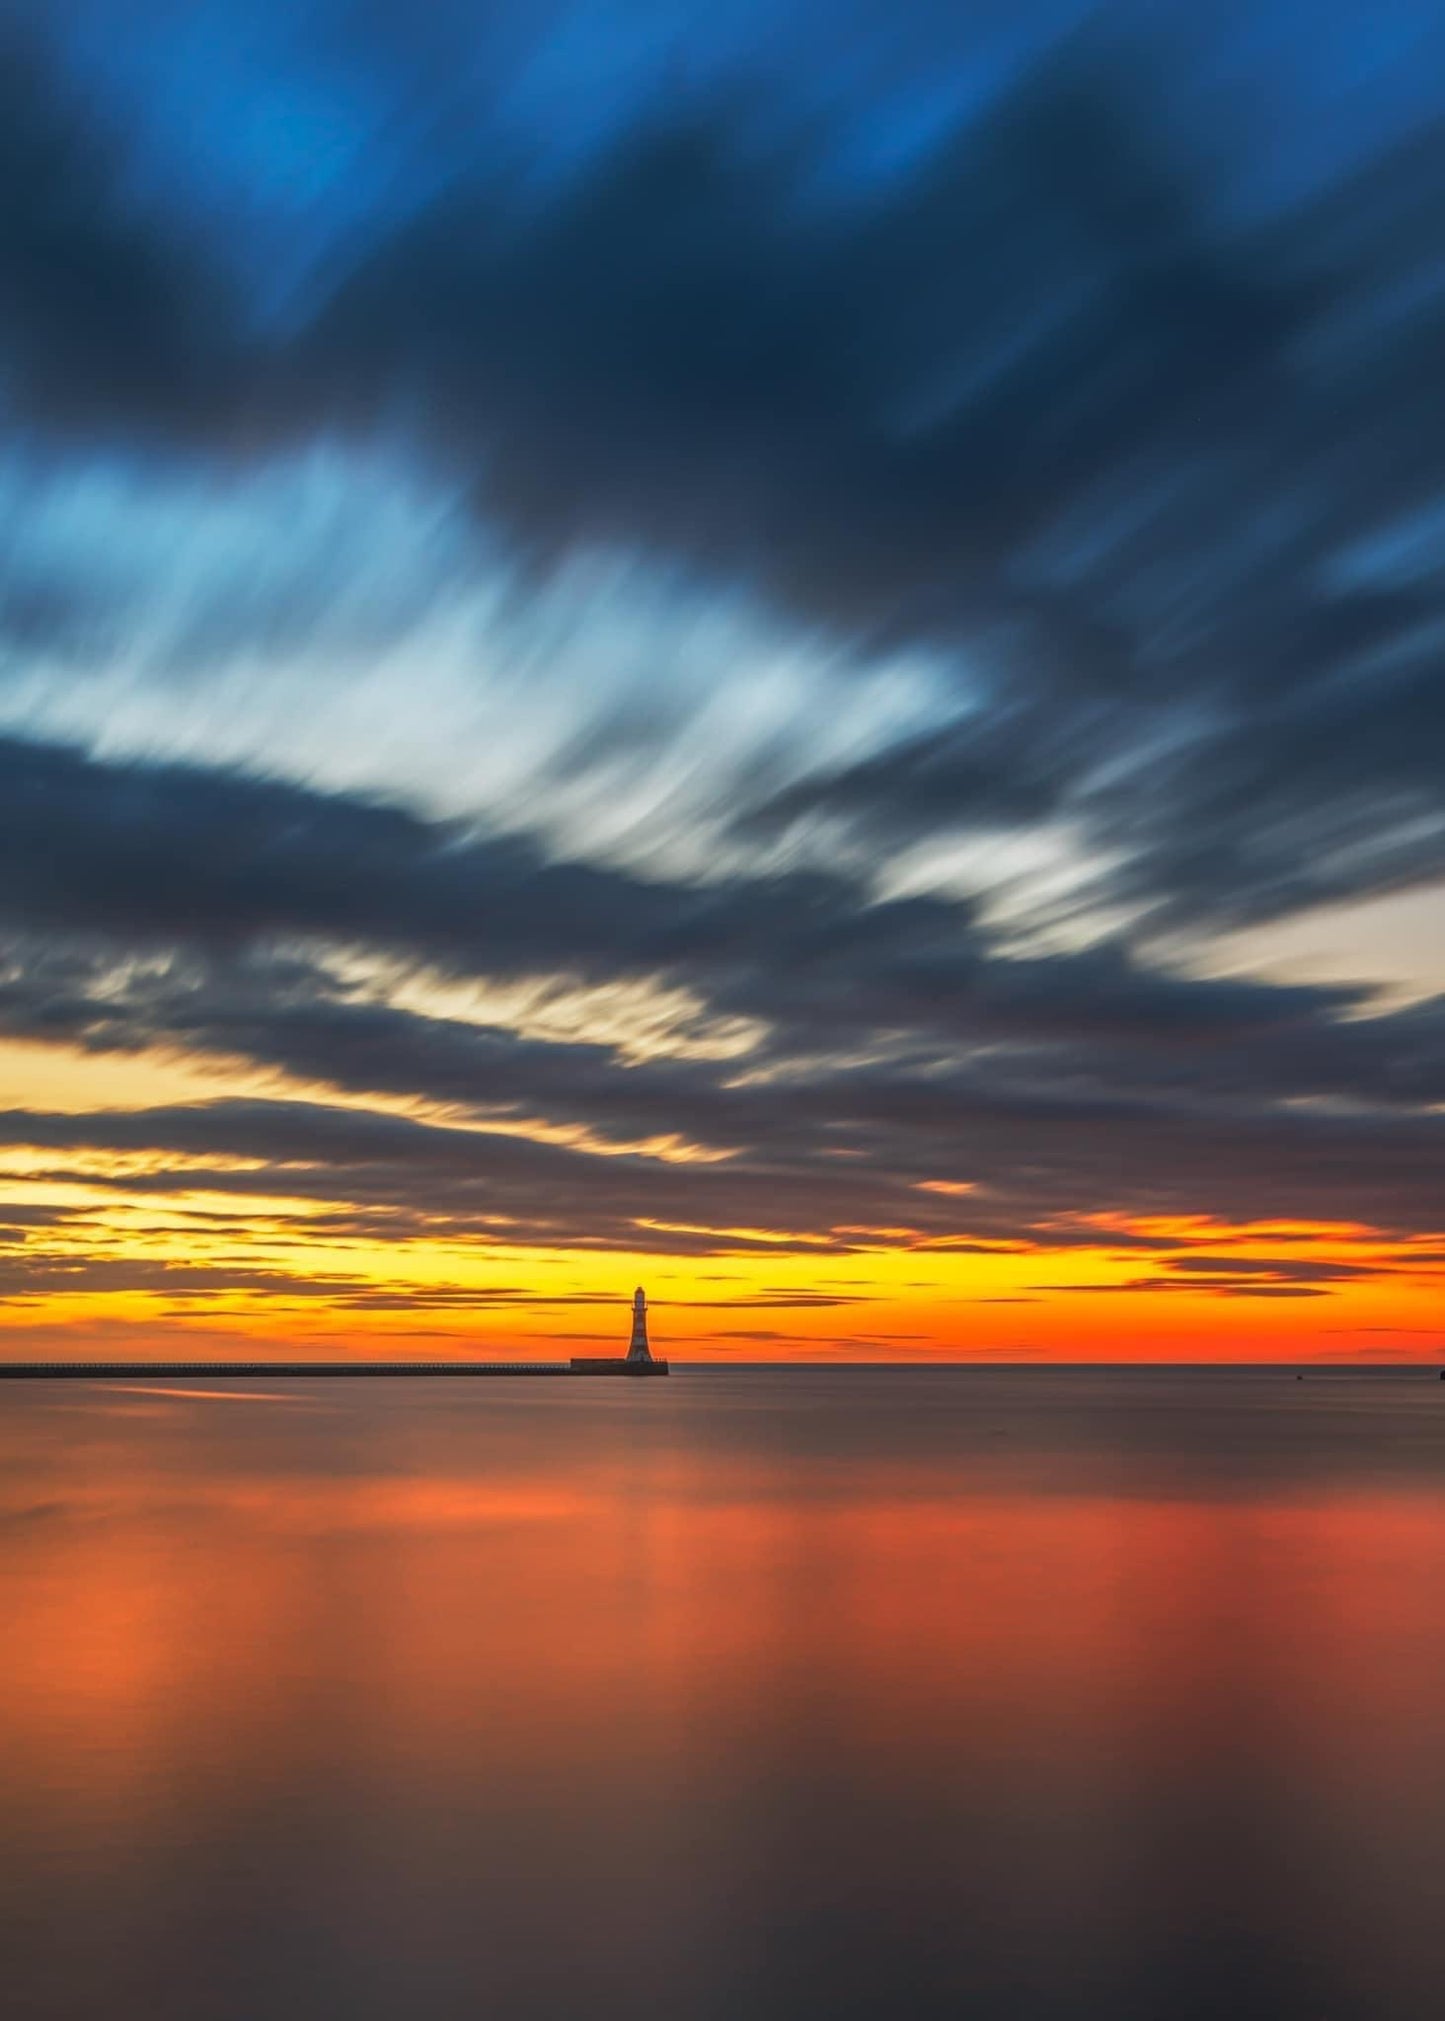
(627, 1286, 651, 1362)
(568, 1287, 669, 1375)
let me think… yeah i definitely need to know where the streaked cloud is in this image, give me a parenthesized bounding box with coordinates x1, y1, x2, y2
(0, 0, 1442, 1355)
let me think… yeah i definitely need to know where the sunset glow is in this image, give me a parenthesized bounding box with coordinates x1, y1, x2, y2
(2, 1020, 1441, 1360)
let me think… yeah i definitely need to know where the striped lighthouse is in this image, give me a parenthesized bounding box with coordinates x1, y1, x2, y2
(627, 1286, 651, 1362)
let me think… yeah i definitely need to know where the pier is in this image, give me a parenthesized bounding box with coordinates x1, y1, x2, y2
(0, 1361, 575, 1378)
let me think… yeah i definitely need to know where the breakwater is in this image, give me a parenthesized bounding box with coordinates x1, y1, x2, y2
(0, 1359, 667, 1379)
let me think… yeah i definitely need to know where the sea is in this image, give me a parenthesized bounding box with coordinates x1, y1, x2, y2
(3, 1366, 1443, 2020)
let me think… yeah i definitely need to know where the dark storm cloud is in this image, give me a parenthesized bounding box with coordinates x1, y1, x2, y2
(2, 1, 1445, 1277)
(2, 19, 1444, 931)
(2, 736, 1445, 1266)
(3, 1021, 1444, 1254)
(8, 730, 1445, 1133)
(298, 62, 1297, 642)
(290, 58, 1445, 930)
(0, 24, 239, 445)
(0, 733, 1349, 1044)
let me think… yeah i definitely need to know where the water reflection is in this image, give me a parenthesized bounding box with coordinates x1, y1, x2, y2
(3, 1371, 1443, 2019)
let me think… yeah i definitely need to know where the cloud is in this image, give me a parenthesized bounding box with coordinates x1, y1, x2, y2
(1030, 1248, 1445, 1297)
(153, 53, 1445, 928)
(4, 20, 1445, 939)
(0, 22, 241, 446)
(0, 733, 1441, 1266)
(0, 3, 1443, 1319)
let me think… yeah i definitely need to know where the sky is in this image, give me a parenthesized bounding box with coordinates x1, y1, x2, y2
(1, 0, 1444, 1362)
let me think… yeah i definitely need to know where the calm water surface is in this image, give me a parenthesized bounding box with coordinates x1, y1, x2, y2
(3, 1368, 1444, 2020)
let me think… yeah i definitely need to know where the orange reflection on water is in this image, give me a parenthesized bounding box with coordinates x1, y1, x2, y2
(3, 1374, 1444, 2017)
(6, 1410, 1445, 1785)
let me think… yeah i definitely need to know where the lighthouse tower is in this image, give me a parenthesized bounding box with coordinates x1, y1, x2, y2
(568, 1286, 668, 1374)
(627, 1286, 651, 1362)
